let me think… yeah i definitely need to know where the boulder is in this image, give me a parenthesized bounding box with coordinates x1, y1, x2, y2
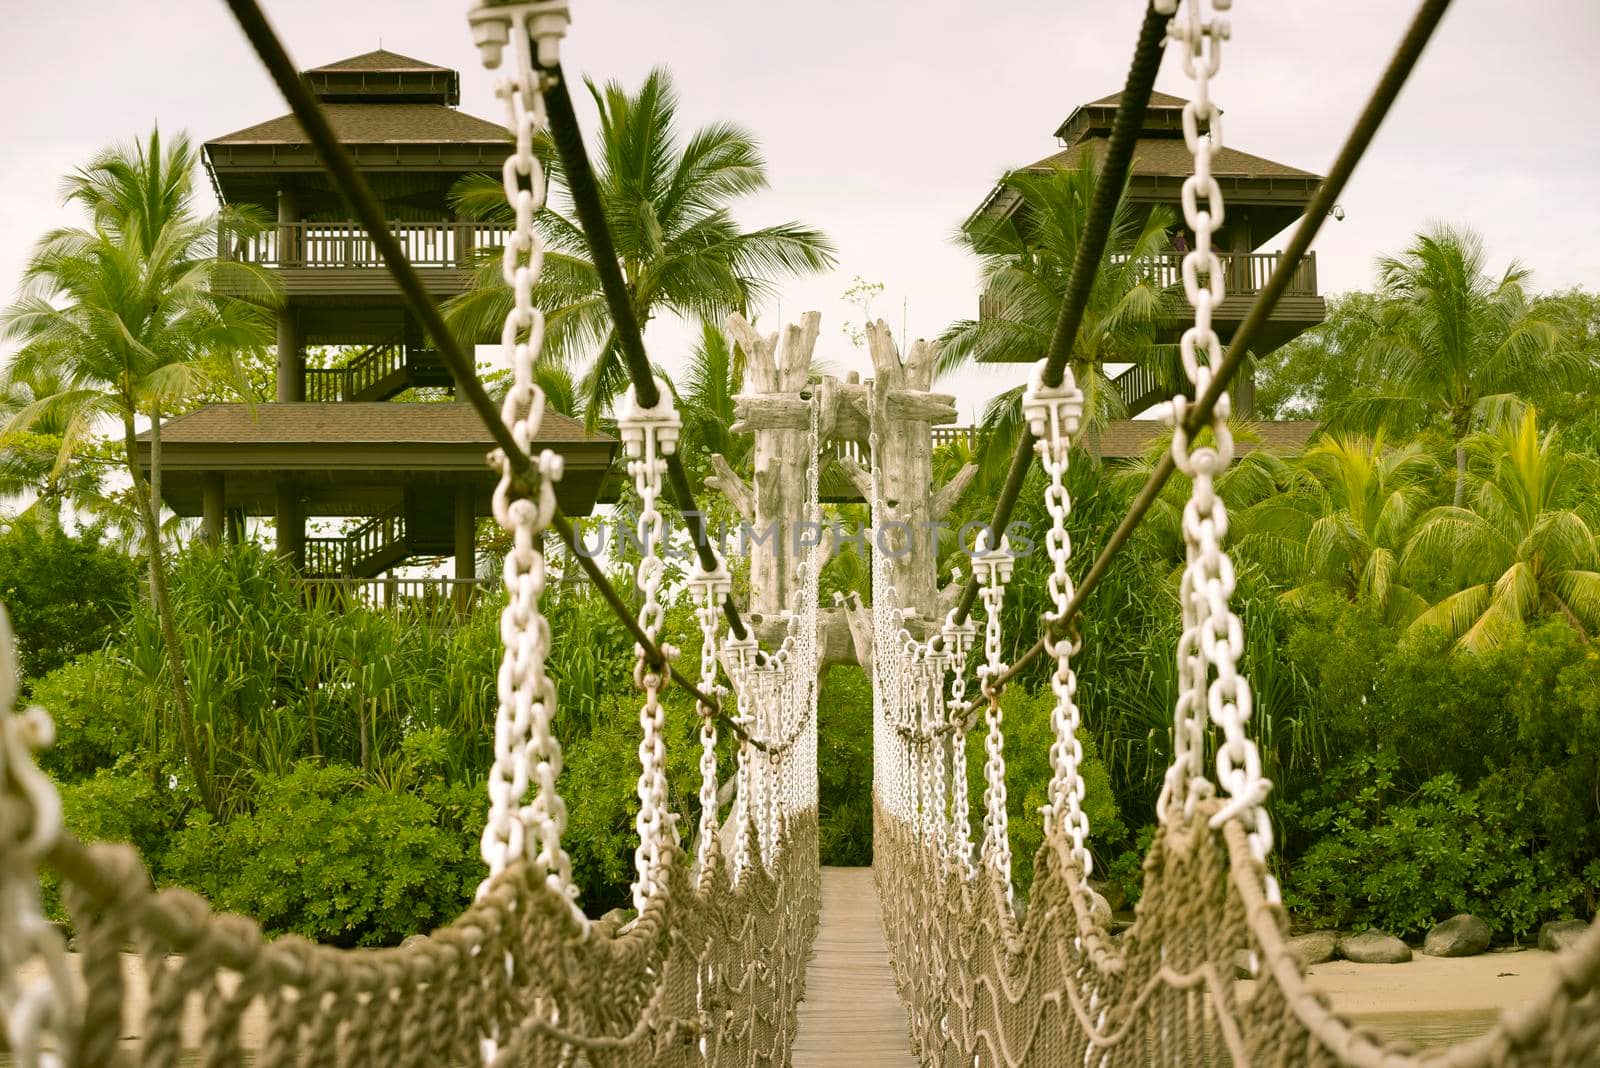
(1539, 919, 1590, 954)
(400, 934, 429, 951)
(1086, 889, 1113, 929)
(1423, 914, 1491, 958)
(1337, 929, 1412, 964)
(1286, 931, 1338, 968)
(1088, 878, 1127, 913)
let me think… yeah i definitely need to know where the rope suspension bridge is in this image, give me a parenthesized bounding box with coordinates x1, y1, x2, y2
(2, 0, 1598, 1064)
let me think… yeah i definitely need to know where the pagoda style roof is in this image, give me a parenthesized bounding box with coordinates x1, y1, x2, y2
(204, 49, 507, 208)
(306, 49, 448, 73)
(135, 403, 617, 517)
(209, 104, 509, 147)
(1024, 137, 1317, 182)
(970, 89, 1322, 242)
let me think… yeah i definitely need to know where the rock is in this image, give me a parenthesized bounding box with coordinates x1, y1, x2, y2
(400, 934, 429, 950)
(1286, 931, 1338, 968)
(1539, 919, 1590, 954)
(1088, 878, 1126, 913)
(1424, 914, 1491, 958)
(1337, 929, 1412, 964)
(1086, 889, 1112, 928)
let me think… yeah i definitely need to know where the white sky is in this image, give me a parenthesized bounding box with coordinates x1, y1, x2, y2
(3, 1, 1598, 422)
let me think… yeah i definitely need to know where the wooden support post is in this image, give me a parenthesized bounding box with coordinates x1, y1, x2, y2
(276, 184, 303, 402)
(453, 484, 475, 614)
(722, 311, 821, 616)
(224, 507, 244, 546)
(201, 474, 225, 547)
(275, 482, 305, 572)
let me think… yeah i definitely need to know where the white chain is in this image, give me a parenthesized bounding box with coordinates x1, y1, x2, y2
(620, 383, 682, 912)
(471, 2, 579, 921)
(688, 556, 731, 886)
(972, 529, 1015, 901)
(723, 631, 758, 884)
(0, 609, 77, 1068)
(940, 609, 977, 879)
(1155, 0, 1277, 902)
(1022, 360, 1093, 876)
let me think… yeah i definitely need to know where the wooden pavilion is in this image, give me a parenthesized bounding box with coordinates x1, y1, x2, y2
(136, 50, 615, 599)
(967, 90, 1329, 417)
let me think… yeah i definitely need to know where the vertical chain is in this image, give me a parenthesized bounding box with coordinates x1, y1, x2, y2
(972, 529, 1015, 902)
(1022, 360, 1092, 875)
(620, 384, 682, 912)
(1156, 0, 1277, 902)
(724, 632, 758, 884)
(688, 557, 731, 886)
(940, 610, 977, 879)
(471, 3, 578, 921)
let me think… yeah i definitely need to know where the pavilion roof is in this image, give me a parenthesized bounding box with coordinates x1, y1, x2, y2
(304, 49, 449, 73)
(208, 103, 509, 147)
(1097, 418, 1319, 459)
(1025, 137, 1318, 181)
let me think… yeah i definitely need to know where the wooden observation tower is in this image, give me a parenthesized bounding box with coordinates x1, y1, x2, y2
(136, 50, 616, 600)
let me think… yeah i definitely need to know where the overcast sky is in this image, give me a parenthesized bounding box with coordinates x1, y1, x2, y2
(4, 1, 1597, 421)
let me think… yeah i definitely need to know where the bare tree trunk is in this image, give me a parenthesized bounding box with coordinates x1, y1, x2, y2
(123, 411, 217, 816)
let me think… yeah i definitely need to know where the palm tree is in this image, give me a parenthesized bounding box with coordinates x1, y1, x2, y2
(1, 129, 278, 814)
(445, 67, 835, 426)
(1241, 434, 1437, 623)
(1403, 410, 1600, 651)
(939, 155, 1175, 480)
(1335, 225, 1577, 505)
(0, 365, 110, 525)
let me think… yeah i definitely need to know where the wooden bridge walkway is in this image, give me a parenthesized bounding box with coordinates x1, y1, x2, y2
(792, 867, 918, 1066)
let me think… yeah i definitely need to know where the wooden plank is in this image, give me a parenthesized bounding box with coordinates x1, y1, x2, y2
(792, 867, 918, 1067)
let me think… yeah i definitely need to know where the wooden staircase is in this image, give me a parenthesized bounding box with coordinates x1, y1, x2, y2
(302, 494, 455, 578)
(304, 337, 453, 403)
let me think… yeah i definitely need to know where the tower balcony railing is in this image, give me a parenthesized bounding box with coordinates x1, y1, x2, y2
(221, 221, 510, 269)
(979, 250, 1317, 319)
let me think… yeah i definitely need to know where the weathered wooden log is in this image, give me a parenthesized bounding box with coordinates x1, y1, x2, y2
(705, 453, 753, 523)
(931, 462, 979, 520)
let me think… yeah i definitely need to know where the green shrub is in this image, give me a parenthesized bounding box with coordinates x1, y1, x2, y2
(1281, 753, 1589, 938)
(29, 651, 146, 782)
(164, 763, 478, 947)
(0, 521, 137, 689)
(817, 666, 874, 866)
(966, 685, 1125, 895)
(46, 765, 183, 919)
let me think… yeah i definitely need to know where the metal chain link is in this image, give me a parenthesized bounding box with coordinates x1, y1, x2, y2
(470, 2, 580, 921)
(620, 382, 682, 912)
(1022, 359, 1093, 876)
(972, 529, 1015, 902)
(688, 556, 731, 886)
(1154, 0, 1278, 903)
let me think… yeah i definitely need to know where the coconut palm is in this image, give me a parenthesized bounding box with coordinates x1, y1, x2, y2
(445, 67, 835, 427)
(0, 365, 110, 524)
(1, 128, 278, 814)
(1335, 225, 1577, 505)
(939, 155, 1176, 482)
(1240, 433, 1437, 622)
(1403, 410, 1600, 651)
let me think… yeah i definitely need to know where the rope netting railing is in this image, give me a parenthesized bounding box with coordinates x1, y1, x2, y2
(0, 2, 826, 1065)
(870, 2, 1600, 1066)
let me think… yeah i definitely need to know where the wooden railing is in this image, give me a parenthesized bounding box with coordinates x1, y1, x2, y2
(304, 337, 407, 402)
(298, 577, 491, 616)
(221, 221, 509, 269)
(302, 506, 407, 578)
(979, 250, 1317, 320)
(1112, 250, 1318, 296)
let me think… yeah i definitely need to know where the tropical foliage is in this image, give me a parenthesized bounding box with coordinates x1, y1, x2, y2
(445, 67, 835, 425)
